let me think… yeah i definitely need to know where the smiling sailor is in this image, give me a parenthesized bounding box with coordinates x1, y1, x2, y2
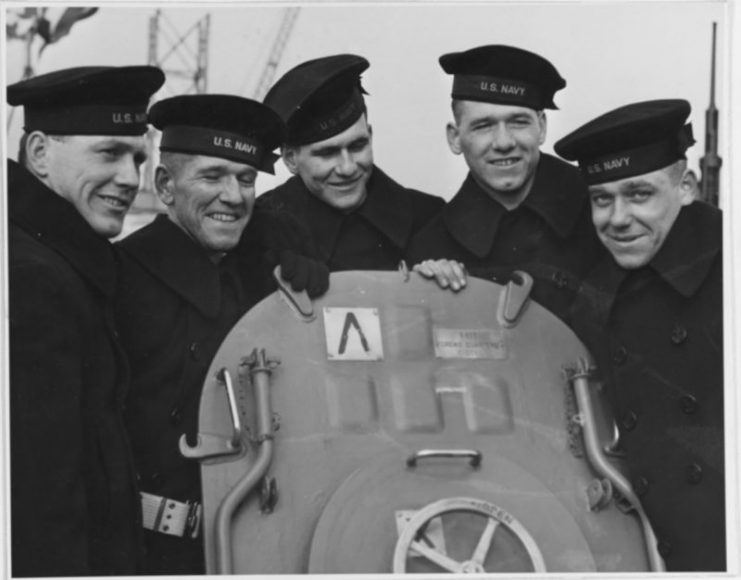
(408, 45, 603, 322)
(114, 94, 327, 574)
(556, 99, 725, 572)
(7, 65, 165, 576)
(257, 54, 444, 271)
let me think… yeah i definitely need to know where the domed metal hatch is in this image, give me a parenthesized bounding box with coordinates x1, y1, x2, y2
(185, 269, 663, 574)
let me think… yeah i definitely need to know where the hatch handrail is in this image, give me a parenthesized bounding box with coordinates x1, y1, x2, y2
(566, 358, 665, 572)
(213, 348, 278, 574)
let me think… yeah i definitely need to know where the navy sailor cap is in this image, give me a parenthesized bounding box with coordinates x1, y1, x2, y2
(148, 94, 286, 175)
(439, 45, 566, 110)
(554, 99, 695, 185)
(264, 54, 369, 146)
(7, 65, 165, 135)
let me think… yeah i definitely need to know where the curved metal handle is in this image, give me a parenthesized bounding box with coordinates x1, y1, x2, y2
(179, 367, 242, 460)
(497, 270, 533, 327)
(218, 368, 242, 449)
(273, 265, 315, 320)
(406, 449, 482, 468)
(567, 358, 665, 572)
(214, 349, 279, 574)
(603, 421, 626, 457)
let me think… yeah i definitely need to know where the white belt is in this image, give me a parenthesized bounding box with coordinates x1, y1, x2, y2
(141, 492, 202, 539)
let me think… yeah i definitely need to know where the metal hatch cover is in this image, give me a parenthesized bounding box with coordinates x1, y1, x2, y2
(194, 270, 651, 574)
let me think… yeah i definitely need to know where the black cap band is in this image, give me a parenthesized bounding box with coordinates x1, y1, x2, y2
(160, 125, 269, 169)
(25, 103, 149, 135)
(288, 88, 365, 146)
(452, 74, 543, 109)
(580, 124, 694, 185)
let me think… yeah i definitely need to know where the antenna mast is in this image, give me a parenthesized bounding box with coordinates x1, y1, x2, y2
(699, 22, 721, 207)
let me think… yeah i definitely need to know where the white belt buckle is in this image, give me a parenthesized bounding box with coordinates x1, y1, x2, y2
(141, 492, 202, 539)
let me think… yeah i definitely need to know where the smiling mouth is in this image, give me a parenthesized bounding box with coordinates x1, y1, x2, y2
(99, 195, 131, 210)
(488, 158, 520, 167)
(610, 234, 643, 244)
(329, 177, 362, 189)
(208, 212, 242, 223)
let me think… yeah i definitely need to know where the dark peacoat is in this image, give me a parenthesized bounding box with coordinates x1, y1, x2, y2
(114, 214, 275, 574)
(256, 165, 444, 271)
(406, 153, 604, 323)
(569, 201, 724, 571)
(7, 160, 143, 576)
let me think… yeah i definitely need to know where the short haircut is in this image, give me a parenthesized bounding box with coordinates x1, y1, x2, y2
(17, 133, 29, 167)
(158, 151, 190, 175)
(663, 159, 688, 186)
(18, 132, 66, 168)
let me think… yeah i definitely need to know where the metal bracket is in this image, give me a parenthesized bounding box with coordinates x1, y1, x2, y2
(398, 260, 411, 282)
(259, 476, 278, 514)
(273, 265, 315, 321)
(497, 270, 533, 327)
(586, 478, 614, 511)
(242, 348, 281, 373)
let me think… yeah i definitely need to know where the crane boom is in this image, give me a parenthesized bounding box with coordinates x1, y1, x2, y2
(252, 8, 300, 100)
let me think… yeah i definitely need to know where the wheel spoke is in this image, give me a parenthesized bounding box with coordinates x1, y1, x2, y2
(410, 540, 464, 573)
(471, 516, 499, 565)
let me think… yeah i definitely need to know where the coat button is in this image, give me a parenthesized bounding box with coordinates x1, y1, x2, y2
(613, 346, 628, 365)
(671, 324, 688, 345)
(552, 271, 567, 288)
(679, 394, 698, 414)
(633, 475, 649, 496)
(686, 463, 703, 484)
(170, 407, 183, 426)
(621, 410, 638, 431)
(657, 539, 673, 558)
(189, 341, 200, 361)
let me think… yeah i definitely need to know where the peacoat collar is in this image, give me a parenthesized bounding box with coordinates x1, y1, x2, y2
(649, 201, 721, 298)
(117, 214, 234, 319)
(578, 201, 722, 324)
(273, 165, 415, 261)
(7, 159, 119, 299)
(442, 153, 588, 258)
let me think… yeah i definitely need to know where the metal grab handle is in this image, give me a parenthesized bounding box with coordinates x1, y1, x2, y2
(219, 368, 242, 449)
(497, 270, 534, 327)
(273, 265, 315, 320)
(179, 368, 242, 459)
(406, 449, 482, 468)
(603, 421, 626, 457)
(566, 358, 665, 572)
(214, 348, 279, 574)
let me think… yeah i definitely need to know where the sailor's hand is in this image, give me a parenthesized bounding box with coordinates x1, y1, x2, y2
(413, 259, 468, 292)
(279, 250, 330, 298)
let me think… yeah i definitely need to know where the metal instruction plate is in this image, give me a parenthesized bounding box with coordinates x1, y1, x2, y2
(433, 328, 507, 359)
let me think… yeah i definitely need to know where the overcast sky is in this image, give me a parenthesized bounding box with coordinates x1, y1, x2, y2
(3, 0, 733, 201)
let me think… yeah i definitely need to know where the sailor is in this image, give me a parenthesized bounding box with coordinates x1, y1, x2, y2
(555, 99, 724, 571)
(408, 45, 603, 321)
(114, 94, 327, 574)
(257, 53, 445, 271)
(7, 65, 164, 576)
